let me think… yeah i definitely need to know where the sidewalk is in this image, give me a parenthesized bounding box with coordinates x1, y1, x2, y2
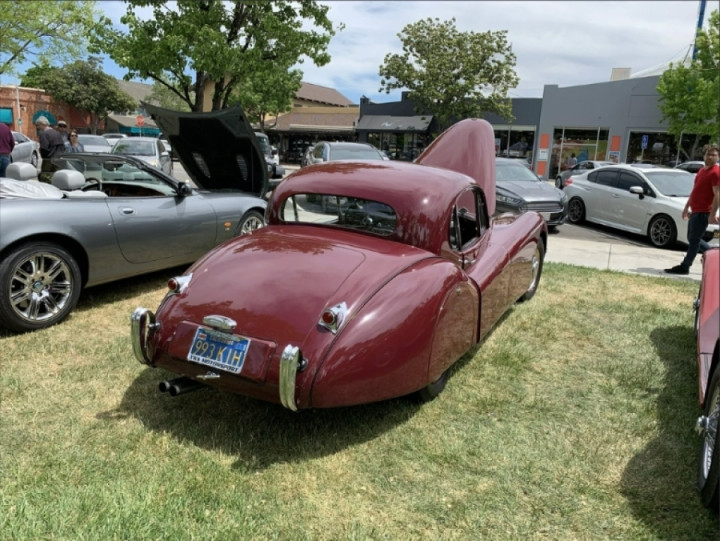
(545, 236, 709, 282)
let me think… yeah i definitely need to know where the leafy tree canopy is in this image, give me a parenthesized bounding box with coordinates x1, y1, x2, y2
(89, 0, 340, 112)
(148, 80, 193, 112)
(0, 1, 99, 79)
(658, 9, 719, 157)
(21, 57, 136, 134)
(379, 17, 519, 132)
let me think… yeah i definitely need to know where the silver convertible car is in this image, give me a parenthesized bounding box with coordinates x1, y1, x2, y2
(0, 106, 269, 332)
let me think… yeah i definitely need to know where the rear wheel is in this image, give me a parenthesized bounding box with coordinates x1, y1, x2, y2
(697, 368, 720, 511)
(648, 215, 676, 248)
(555, 176, 563, 189)
(237, 210, 265, 235)
(0, 242, 82, 332)
(567, 198, 585, 224)
(519, 239, 545, 302)
(31, 152, 39, 168)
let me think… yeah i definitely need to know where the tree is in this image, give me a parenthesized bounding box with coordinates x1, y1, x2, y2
(148, 80, 193, 112)
(379, 18, 519, 132)
(658, 9, 719, 159)
(89, 0, 340, 112)
(229, 67, 303, 130)
(0, 1, 99, 79)
(22, 58, 136, 134)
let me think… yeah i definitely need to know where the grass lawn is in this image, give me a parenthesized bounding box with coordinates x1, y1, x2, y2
(1, 263, 718, 540)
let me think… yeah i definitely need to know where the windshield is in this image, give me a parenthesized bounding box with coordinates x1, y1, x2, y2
(645, 171, 695, 197)
(113, 141, 155, 157)
(254, 133, 271, 155)
(280, 194, 397, 236)
(496, 162, 539, 182)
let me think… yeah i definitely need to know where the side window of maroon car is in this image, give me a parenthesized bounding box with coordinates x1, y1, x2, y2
(450, 188, 488, 250)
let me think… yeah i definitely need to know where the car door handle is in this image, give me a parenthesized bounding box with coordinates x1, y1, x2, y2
(121, 208, 136, 215)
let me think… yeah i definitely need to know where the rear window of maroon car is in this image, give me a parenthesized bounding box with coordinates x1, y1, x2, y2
(280, 194, 397, 236)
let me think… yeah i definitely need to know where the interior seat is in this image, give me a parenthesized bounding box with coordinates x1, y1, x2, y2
(51, 169, 108, 198)
(5, 162, 38, 181)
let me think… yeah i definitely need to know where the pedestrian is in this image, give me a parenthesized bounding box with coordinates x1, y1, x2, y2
(56, 120, 69, 143)
(65, 131, 84, 153)
(665, 143, 720, 275)
(0, 121, 15, 178)
(566, 153, 578, 168)
(35, 116, 66, 183)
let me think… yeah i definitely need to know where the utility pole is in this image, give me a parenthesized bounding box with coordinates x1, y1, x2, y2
(692, 0, 707, 61)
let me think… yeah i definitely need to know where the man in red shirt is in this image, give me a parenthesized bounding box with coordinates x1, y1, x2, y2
(665, 143, 720, 275)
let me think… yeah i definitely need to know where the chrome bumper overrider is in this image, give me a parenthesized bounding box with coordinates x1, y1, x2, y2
(131, 307, 157, 365)
(279, 345, 300, 411)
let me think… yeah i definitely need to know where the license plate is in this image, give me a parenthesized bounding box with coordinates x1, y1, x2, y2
(187, 327, 250, 374)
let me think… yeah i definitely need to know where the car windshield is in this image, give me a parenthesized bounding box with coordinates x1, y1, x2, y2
(644, 171, 695, 197)
(255, 133, 271, 155)
(330, 148, 383, 160)
(280, 194, 397, 236)
(496, 162, 539, 182)
(113, 141, 155, 156)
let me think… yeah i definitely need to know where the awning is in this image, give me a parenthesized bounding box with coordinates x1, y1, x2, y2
(0, 108, 13, 123)
(356, 115, 433, 132)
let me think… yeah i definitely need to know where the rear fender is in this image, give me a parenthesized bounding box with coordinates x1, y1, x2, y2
(307, 259, 477, 408)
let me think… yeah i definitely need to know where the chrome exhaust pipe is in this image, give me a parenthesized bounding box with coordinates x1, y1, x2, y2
(158, 377, 204, 396)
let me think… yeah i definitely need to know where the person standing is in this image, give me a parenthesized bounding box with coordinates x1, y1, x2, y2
(64, 131, 84, 153)
(0, 121, 15, 178)
(36, 116, 66, 183)
(56, 120, 69, 143)
(665, 143, 720, 275)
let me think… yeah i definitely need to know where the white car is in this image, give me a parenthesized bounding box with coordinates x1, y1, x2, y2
(10, 131, 39, 168)
(111, 136, 172, 175)
(564, 164, 718, 248)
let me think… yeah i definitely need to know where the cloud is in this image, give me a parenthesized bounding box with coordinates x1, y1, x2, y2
(92, 1, 704, 104)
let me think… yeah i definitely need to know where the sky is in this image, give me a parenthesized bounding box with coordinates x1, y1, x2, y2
(29, 1, 714, 104)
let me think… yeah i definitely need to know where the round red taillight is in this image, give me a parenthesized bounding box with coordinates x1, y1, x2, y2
(168, 278, 179, 292)
(321, 310, 335, 325)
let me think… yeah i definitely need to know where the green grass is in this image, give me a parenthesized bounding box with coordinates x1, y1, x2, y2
(1, 263, 718, 540)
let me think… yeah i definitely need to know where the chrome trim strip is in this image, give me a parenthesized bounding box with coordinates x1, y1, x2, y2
(202, 314, 237, 333)
(131, 307, 156, 365)
(279, 345, 300, 411)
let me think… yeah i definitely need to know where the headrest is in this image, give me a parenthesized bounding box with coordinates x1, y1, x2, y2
(51, 169, 86, 191)
(5, 162, 38, 181)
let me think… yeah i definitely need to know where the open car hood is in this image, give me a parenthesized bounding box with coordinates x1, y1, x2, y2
(144, 103, 267, 196)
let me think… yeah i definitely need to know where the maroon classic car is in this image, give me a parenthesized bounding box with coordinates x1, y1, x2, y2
(694, 247, 720, 511)
(132, 117, 548, 410)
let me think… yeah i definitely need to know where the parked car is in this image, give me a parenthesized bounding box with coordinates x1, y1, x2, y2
(111, 136, 172, 175)
(131, 118, 548, 410)
(254, 131, 285, 188)
(495, 157, 567, 229)
(693, 247, 720, 511)
(102, 133, 128, 142)
(306, 141, 385, 166)
(676, 161, 705, 174)
(564, 164, 718, 248)
(0, 105, 270, 333)
(555, 160, 613, 189)
(77, 134, 114, 153)
(10, 131, 39, 168)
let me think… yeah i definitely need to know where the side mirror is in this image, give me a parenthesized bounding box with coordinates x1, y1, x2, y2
(177, 181, 192, 197)
(629, 186, 644, 199)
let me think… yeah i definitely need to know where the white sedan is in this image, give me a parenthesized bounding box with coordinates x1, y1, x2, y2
(564, 164, 718, 248)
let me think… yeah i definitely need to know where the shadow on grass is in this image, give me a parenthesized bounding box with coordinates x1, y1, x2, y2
(74, 265, 189, 313)
(621, 325, 718, 538)
(100, 367, 423, 471)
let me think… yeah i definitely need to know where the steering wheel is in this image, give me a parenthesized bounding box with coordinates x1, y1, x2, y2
(81, 178, 103, 192)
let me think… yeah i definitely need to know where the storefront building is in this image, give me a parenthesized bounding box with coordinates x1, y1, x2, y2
(534, 74, 711, 181)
